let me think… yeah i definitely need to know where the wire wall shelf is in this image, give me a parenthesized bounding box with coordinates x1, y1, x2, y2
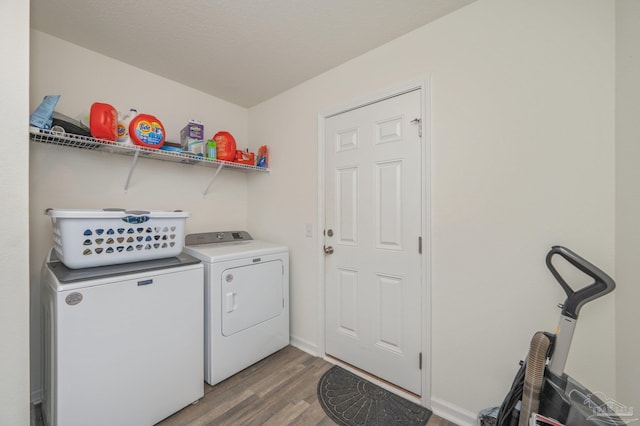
(30, 127, 269, 196)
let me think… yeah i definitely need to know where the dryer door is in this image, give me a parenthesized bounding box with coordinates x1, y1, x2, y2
(221, 260, 284, 336)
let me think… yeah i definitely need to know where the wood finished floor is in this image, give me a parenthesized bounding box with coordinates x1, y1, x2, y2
(156, 345, 457, 426)
(32, 345, 458, 426)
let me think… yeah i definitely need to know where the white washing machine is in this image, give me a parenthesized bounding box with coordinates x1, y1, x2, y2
(41, 251, 204, 426)
(183, 231, 289, 386)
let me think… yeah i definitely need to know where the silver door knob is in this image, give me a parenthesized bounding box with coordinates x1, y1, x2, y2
(323, 245, 334, 255)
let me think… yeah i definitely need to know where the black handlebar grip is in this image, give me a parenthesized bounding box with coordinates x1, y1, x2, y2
(545, 246, 615, 319)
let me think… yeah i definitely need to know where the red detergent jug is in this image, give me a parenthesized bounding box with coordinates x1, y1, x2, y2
(213, 131, 236, 161)
(89, 102, 118, 141)
(129, 114, 165, 149)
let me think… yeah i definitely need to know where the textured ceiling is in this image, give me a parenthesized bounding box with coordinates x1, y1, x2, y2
(30, 0, 477, 107)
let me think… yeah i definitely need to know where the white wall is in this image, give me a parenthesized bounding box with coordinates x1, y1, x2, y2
(29, 31, 253, 397)
(0, 0, 31, 424)
(616, 0, 640, 415)
(248, 0, 615, 419)
(25, 0, 622, 421)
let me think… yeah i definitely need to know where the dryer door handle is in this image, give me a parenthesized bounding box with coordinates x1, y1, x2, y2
(225, 292, 238, 313)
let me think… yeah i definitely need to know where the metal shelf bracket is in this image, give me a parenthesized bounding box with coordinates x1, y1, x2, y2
(124, 150, 141, 192)
(202, 163, 226, 198)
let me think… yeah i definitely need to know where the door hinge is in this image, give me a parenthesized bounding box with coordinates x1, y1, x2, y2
(418, 236, 422, 254)
(411, 118, 422, 138)
(419, 352, 422, 370)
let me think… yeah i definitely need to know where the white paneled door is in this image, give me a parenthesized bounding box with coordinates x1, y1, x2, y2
(324, 89, 423, 395)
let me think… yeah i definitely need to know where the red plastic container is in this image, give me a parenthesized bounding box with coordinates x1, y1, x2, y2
(89, 102, 118, 141)
(235, 150, 255, 165)
(212, 131, 236, 161)
(129, 114, 165, 149)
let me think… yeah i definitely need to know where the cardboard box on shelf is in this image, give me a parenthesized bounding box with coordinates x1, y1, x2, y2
(180, 120, 204, 151)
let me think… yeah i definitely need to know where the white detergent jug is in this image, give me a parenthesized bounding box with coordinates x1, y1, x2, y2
(117, 108, 138, 145)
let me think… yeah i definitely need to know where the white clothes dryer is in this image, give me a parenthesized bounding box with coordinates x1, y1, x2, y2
(183, 231, 289, 386)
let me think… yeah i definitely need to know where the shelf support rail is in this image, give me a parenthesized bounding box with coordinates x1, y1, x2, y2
(124, 150, 141, 192)
(202, 163, 226, 198)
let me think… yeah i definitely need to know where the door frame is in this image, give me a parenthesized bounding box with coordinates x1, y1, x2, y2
(316, 77, 432, 407)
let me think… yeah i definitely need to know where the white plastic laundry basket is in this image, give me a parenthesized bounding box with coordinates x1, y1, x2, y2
(46, 208, 190, 269)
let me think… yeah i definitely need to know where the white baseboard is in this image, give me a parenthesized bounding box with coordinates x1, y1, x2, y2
(289, 335, 318, 356)
(31, 388, 43, 404)
(430, 397, 477, 426)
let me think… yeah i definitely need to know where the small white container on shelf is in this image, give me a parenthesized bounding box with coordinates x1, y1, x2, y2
(117, 108, 138, 145)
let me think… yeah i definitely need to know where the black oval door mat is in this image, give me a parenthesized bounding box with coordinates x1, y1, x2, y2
(317, 365, 432, 425)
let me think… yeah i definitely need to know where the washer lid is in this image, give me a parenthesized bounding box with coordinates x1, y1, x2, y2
(183, 239, 287, 263)
(47, 251, 201, 283)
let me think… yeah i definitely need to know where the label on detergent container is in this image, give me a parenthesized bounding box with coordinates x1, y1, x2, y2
(129, 114, 165, 149)
(117, 122, 128, 140)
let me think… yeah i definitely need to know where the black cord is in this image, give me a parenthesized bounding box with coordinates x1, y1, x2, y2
(496, 361, 526, 426)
